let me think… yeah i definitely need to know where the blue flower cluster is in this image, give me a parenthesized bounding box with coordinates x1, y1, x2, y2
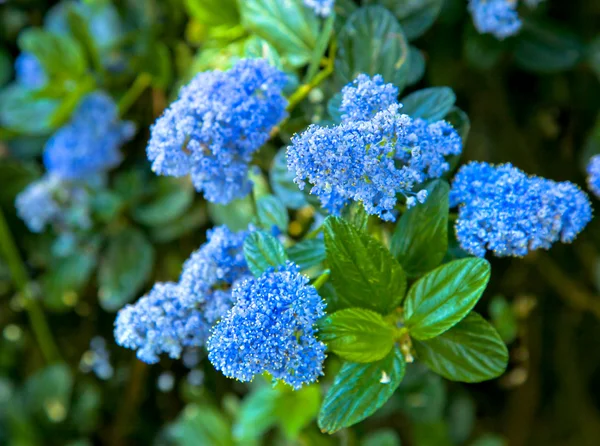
(80, 337, 114, 380)
(114, 226, 250, 363)
(287, 74, 462, 221)
(304, 0, 335, 17)
(147, 59, 288, 204)
(15, 174, 92, 233)
(43, 92, 135, 180)
(587, 155, 600, 199)
(450, 162, 592, 257)
(14, 52, 46, 89)
(468, 0, 522, 40)
(207, 262, 326, 390)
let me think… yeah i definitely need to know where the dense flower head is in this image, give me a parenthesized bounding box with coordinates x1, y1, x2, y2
(179, 225, 250, 306)
(468, 0, 522, 40)
(304, 0, 335, 17)
(450, 162, 592, 257)
(114, 283, 208, 364)
(586, 155, 600, 199)
(288, 74, 463, 221)
(207, 262, 326, 390)
(43, 92, 135, 180)
(15, 174, 92, 233)
(147, 58, 288, 204)
(14, 52, 46, 89)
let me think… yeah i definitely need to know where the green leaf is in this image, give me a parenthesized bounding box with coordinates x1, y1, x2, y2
(98, 228, 155, 311)
(335, 6, 410, 91)
(318, 346, 406, 433)
(184, 0, 239, 27)
(513, 20, 583, 73)
(342, 202, 369, 232)
(0, 49, 11, 87)
(327, 92, 343, 123)
(324, 216, 407, 315)
(488, 295, 518, 344)
(244, 36, 283, 69)
(287, 239, 326, 271)
(444, 107, 470, 142)
(407, 45, 426, 86)
(276, 385, 320, 439)
(391, 180, 449, 277)
(362, 429, 402, 446)
(208, 195, 255, 231)
(23, 363, 73, 423)
(400, 87, 456, 122)
(167, 403, 234, 446)
(0, 160, 41, 204)
(270, 150, 308, 210)
(0, 84, 59, 135)
(239, 0, 319, 67)
(132, 178, 194, 227)
(150, 204, 208, 243)
(404, 258, 491, 340)
(243, 231, 288, 276)
(413, 312, 508, 383)
(256, 195, 289, 232)
(233, 385, 278, 441)
(367, 0, 444, 40)
(319, 308, 395, 363)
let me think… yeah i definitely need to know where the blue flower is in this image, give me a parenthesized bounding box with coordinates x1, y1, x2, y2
(304, 0, 335, 17)
(147, 59, 288, 204)
(450, 162, 592, 257)
(179, 225, 250, 306)
(43, 92, 135, 180)
(114, 283, 208, 364)
(15, 174, 92, 233)
(14, 52, 47, 89)
(340, 74, 399, 122)
(287, 75, 462, 221)
(587, 155, 600, 199)
(468, 0, 522, 40)
(207, 262, 326, 389)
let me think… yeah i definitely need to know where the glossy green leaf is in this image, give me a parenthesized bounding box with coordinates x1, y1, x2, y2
(318, 346, 406, 433)
(400, 87, 456, 122)
(256, 195, 289, 232)
(287, 238, 326, 271)
(184, 0, 239, 26)
(132, 178, 194, 227)
(270, 150, 308, 210)
(514, 20, 583, 73)
(407, 45, 426, 86)
(391, 180, 449, 277)
(233, 385, 279, 441)
(324, 216, 407, 315)
(243, 231, 288, 276)
(239, 0, 319, 67)
(413, 312, 508, 382)
(208, 195, 255, 231)
(276, 385, 320, 439)
(367, 0, 444, 40)
(319, 308, 395, 363)
(98, 228, 155, 311)
(335, 6, 410, 91)
(244, 36, 283, 69)
(167, 403, 234, 446)
(404, 258, 491, 340)
(342, 202, 369, 233)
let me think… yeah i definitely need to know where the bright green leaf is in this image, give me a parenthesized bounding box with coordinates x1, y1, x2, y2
(270, 150, 308, 210)
(391, 180, 449, 277)
(400, 87, 456, 122)
(319, 308, 395, 363)
(233, 385, 279, 441)
(98, 228, 155, 311)
(335, 6, 410, 91)
(208, 195, 255, 231)
(413, 312, 508, 382)
(184, 0, 239, 27)
(318, 346, 406, 433)
(367, 0, 444, 40)
(407, 46, 426, 86)
(167, 403, 234, 446)
(287, 239, 326, 271)
(256, 195, 289, 232)
(404, 258, 491, 340)
(243, 231, 288, 276)
(324, 216, 407, 315)
(276, 385, 320, 439)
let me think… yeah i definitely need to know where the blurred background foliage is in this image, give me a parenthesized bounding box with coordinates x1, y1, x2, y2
(1, 0, 600, 445)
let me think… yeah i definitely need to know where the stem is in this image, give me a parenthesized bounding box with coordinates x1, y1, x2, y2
(0, 207, 60, 363)
(118, 72, 153, 117)
(286, 39, 337, 113)
(312, 269, 330, 290)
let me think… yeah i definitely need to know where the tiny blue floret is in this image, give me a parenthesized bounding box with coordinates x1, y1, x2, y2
(450, 162, 592, 257)
(468, 0, 522, 40)
(14, 52, 47, 89)
(586, 155, 600, 199)
(43, 92, 135, 180)
(207, 262, 326, 389)
(147, 59, 288, 204)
